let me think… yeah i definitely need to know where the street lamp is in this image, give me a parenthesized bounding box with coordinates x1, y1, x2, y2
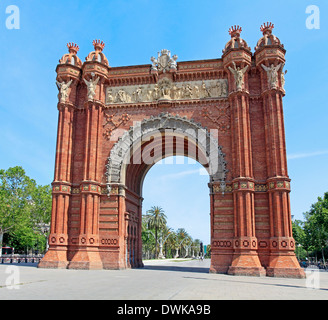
(36, 223, 50, 253)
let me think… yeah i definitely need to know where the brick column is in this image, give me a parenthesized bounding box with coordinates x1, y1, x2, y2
(118, 185, 128, 268)
(262, 90, 305, 278)
(209, 184, 234, 274)
(227, 91, 265, 276)
(39, 103, 75, 268)
(137, 197, 144, 268)
(254, 26, 305, 277)
(67, 102, 103, 269)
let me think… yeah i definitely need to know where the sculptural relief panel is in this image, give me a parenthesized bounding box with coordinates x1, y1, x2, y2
(105, 78, 228, 105)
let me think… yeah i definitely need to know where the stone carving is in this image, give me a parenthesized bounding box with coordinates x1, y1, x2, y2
(103, 113, 131, 140)
(151, 49, 178, 72)
(158, 78, 172, 100)
(281, 64, 287, 92)
(56, 79, 73, 103)
(261, 63, 282, 89)
(105, 79, 228, 105)
(83, 73, 100, 100)
(116, 89, 131, 103)
(106, 113, 228, 195)
(228, 62, 248, 91)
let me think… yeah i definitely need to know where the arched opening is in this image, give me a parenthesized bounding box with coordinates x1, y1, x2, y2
(105, 113, 228, 271)
(122, 129, 215, 269)
(141, 155, 210, 264)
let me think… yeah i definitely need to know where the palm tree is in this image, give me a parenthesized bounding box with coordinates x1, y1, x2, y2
(157, 225, 172, 259)
(192, 239, 201, 258)
(166, 230, 179, 258)
(144, 206, 167, 258)
(176, 228, 190, 257)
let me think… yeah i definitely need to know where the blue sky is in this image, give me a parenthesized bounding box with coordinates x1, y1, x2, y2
(0, 0, 327, 245)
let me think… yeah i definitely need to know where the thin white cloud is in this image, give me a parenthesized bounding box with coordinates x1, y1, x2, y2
(287, 150, 328, 160)
(160, 168, 208, 180)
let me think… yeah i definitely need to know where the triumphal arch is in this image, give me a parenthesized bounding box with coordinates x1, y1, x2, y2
(39, 23, 305, 278)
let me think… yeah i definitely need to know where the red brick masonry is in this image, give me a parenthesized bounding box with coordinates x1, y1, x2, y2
(39, 24, 305, 278)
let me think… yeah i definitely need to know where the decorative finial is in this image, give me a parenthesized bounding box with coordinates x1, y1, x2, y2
(260, 22, 274, 35)
(228, 25, 242, 37)
(93, 39, 105, 52)
(67, 42, 79, 55)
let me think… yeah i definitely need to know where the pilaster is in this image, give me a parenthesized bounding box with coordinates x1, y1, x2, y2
(255, 23, 305, 278)
(38, 68, 79, 268)
(223, 27, 265, 276)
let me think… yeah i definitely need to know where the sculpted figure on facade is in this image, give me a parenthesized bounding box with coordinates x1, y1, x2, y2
(145, 85, 153, 101)
(158, 78, 172, 100)
(133, 87, 143, 102)
(193, 85, 200, 99)
(152, 84, 160, 100)
(201, 81, 211, 98)
(150, 49, 178, 73)
(228, 62, 248, 91)
(116, 89, 130, 103)
(171, 84, 180, 100)
(261, 63, 282, 89)
(215, 80, 228, 97)
(150, 56, 158, 71)
(280, 64, 287, 92)
(83, 74, 99, 100)
(168, 54, 178, 70)
(105, 79, 228, 105)
(56, 79, 73, 103)
(183, 83, 193, 98)
(106, 89, 114, 104)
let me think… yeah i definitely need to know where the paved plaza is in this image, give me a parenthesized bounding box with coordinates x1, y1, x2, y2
(0, 259, 327, 300)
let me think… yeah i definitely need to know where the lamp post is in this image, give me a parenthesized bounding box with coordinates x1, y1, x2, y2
(37, 223, 50, 253)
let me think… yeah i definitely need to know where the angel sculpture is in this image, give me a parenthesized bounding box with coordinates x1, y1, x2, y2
(83, 74, 100, 100)
(261, 63, 282, 89)
(280, 64, 287, 91)
(228, 62, 248, 91)
(56, 79, 73, 103)
(150, 56, 158, 71)
(168, 54, 178, 70)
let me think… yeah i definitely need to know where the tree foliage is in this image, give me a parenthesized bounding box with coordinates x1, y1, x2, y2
(144, 206, 167, 257)
(293, 192, 328, 264)
(0, 166, 51, 254)
(142, 206, 204, 259)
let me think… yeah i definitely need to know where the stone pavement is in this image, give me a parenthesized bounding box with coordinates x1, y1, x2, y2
(0, 258, 327, 300)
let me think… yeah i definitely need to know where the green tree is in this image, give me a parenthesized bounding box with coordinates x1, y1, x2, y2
(0, 167, 52, 254)
(292, 219, 307, 260)
(29, 184, 52, 253)
(303, 192, 328, 265)
(157, 225, 172, 258)
(0, 166, 35, 255)
(144, 206, 167, 258)
(141, 216, 156, 259)
(166, 230, 179, 258)
(192, 239, 201, 257)
(176, 228, 190, 257)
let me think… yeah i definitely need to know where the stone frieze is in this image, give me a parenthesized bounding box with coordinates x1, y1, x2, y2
(105, 78, 228, 105)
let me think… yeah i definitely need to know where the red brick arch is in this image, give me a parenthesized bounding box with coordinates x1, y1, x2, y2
(39, 25, 305, 278)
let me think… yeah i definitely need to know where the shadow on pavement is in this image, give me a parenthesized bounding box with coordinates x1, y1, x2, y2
(142, 264, 210, 273)
(0, 263, 39, 268)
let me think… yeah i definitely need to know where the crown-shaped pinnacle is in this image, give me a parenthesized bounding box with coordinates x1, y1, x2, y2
(67, 42, 79, 54)
(260, 22, 274, 34)
(228, 25, 242, 37)
(93, 39, 105, 51)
